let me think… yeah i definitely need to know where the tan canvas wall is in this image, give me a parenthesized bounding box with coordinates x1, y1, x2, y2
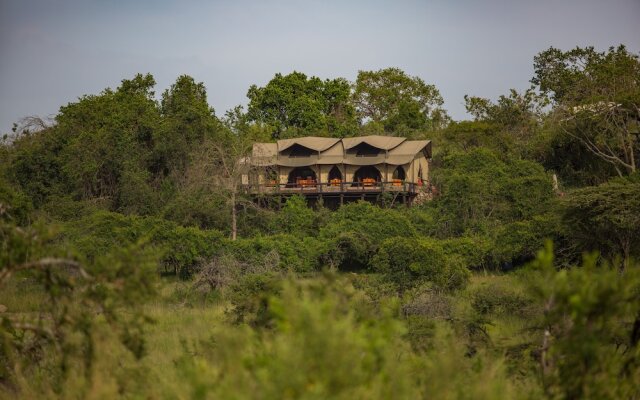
(406, 155, 429, 184)
(248, 156, 428, 186)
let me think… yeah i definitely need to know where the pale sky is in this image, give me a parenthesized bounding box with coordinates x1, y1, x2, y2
(1, 0, 639, 133)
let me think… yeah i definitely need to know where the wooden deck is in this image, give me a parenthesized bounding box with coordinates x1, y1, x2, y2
(243, 181, 420, 205)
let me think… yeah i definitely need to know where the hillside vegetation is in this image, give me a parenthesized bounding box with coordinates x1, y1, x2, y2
(1, 45, 640, 399)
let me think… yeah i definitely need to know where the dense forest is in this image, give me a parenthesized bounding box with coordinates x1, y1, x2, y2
(1, 45, 640, 399)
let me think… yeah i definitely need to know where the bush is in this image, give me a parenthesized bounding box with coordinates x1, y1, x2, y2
(60, 210, 225, 277)
(442, 235, 493, 269)
(228, 234, 321, 273)
(372, 238, 470, 292)
(178, 276, 419, 399)
(274, 195, 316, 236)
(319, 202, 416, 270)
(471, 279, 533, 318)
(523, 243, 640, 400)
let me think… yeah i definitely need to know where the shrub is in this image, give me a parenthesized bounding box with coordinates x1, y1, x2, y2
(372, 238, 470, 292)
(442, 235, 493, 269)
(274, 195, 316, 236)
(178, 276, 419, 399)
(523, 243, 640, 400)
(228, 234, 321, 273)
(471, 279, 533, 318)
(319, 202, 416, 270)
(60, 210, 225, 277)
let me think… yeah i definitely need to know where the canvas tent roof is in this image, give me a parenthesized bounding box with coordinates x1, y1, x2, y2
(250, 135, 431, 167)
(342, 135, 405, 151)
(251, 142, 278, 166)
(277, 137, 340, 153)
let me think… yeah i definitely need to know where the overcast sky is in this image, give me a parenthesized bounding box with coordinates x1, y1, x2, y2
(1, 0, 639, 133)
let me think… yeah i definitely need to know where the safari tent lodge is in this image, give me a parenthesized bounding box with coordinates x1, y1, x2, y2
(242, 135, 432, 206)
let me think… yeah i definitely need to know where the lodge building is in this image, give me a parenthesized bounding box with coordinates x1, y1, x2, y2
(243, 135, 432, 206)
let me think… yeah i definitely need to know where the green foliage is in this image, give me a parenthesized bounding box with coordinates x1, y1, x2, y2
(464, 88, 548, 138)
(318, 201, 417, 270)
(471, 279, 534, 318)
(60, 210, 225, 277)
(561, 175, 640, 267)
(533, 45, 640, 176)
(0, 209, 157, 397)
(247, 71, 358, 138)
(228, 234, 319, 273)
(441, 235, 493, 270)
(56, 74, 160, 212)
(353, 67, 449, 134)
(372, 237, 470, 292)
(440, 120, 516, 155)
(275, 195, 316, 236)
(0, 178, 32, 226)
(432, 148, 554, 236)
(179, 275, 420, 399)
(524, 243, 640, 399)
(155, 75, 222, 176)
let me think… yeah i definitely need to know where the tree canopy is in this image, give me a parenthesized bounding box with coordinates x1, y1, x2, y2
(353, 67, 449, 135)
(246, 71, 358, 139)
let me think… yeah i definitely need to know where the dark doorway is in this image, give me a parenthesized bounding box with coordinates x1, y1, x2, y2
(392, 166, 406, 180)
(328, 165, 342, 181)
(287, 166, 317, 185)
(353, 166, 381, 186)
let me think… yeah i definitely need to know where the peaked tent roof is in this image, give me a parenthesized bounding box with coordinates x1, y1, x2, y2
(250, 135, 431, 167)
(386, 140, 431, 165)
(341, 135, 406, 151)
(277, 137, 340, 153)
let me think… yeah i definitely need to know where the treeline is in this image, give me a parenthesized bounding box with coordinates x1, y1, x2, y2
(1, 45, 640, 399)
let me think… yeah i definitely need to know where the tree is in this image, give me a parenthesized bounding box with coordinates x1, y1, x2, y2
(54, 73, 160, 213)
(532, 45, 640, 176)
(155, 75, 222, 176)
(246, 72, 357, 138)
(463, 88, 548, 139)
(561, 175, 640, 269)
(180, 134, 256, 240)
(353, 67, 449, 134)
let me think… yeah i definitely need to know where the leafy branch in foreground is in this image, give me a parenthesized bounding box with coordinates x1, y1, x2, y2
(0, 205, 157, 396)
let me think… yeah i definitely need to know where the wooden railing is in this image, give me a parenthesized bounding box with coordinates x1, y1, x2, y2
(242, 181, 419, 195)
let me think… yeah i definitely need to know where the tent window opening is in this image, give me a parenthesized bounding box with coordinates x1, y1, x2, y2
(328, 166, 342, 181)
(287, 144, 314, 158)
(352, 166, 381, 186)
(287, 167, 317, 185)
(392, 166, 406, 180)
(353, 142, 381, 157)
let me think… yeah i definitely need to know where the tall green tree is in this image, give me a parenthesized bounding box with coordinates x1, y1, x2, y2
(246, 71, 357, 139)
(155, 75, 221, 177)
(54, 73, 160, 214)
(353, 67, 449, 134)
(532, 45, 640, 176)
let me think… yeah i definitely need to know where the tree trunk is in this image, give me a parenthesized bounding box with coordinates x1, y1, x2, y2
(231, 191, 237, 241)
